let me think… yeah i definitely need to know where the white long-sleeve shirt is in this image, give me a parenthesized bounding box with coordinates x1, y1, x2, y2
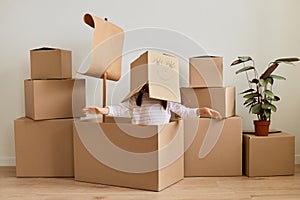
(108, 93, 199, 125)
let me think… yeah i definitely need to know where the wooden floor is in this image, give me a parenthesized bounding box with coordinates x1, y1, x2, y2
(1, 166, 300, 200)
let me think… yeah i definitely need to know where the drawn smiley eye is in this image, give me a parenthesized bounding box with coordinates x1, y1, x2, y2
(156, 65, 174, 81)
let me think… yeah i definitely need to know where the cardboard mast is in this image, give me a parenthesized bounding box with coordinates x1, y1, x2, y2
(81, 13, 124, 122)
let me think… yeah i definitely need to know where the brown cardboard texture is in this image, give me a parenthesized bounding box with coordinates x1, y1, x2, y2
(243, 133, 295, 177)
(180, 87, 235, 118)
(80, 13, 124, 81)
(14, 117, 74, 177)
(73, 117, 184, 191)
(184, 116, 242, 176)
(25, 79, 86, 120)
(30, 47, 72, 79)
(124, 51, 181, 103)
(190, 56, 223, 87)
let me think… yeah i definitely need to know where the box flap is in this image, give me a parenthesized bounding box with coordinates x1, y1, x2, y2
(31, 47, 58, 51)
(191, 55, 222, 58)
(79, 13, 124, 81)
(122, 82, 147, 102)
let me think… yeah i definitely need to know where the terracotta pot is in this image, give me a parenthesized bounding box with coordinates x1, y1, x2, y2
(254, 120, 270, 136)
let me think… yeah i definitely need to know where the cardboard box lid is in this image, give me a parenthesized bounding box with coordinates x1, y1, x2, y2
(30, 47, 71, 52)
(124, 51, 181, 103)
(243, 129, 281, 134)
(244, 132, 295, 140)
(191, 55, 222, 59)
(79, 13, 124, 81)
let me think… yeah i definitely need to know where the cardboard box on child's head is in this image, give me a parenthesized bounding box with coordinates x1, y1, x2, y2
(123, 51, 181, 103)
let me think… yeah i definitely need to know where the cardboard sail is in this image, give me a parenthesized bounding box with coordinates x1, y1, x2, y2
(80, 13, 124, 81)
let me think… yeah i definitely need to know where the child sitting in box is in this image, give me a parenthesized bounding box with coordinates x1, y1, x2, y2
(83, 84, 222, 125)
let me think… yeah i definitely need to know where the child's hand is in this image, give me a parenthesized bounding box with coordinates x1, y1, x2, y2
(198, 107, 223, 120)
(82, 106, 109, 115)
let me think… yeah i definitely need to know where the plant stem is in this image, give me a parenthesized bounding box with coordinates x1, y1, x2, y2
(262, 85, 267, 121)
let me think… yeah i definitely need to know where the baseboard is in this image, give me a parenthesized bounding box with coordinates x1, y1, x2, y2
(296, 155, 300, 165)
(0, 157, 16, 166)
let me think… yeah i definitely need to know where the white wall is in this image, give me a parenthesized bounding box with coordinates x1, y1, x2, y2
(1, 0, 300, 166)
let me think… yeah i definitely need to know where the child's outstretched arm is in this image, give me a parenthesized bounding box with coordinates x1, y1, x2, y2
(82, 99, 132, 117)
(197, 107, 222, 120)
(169, 102, 222, 120)
(82, 106, 109, 115)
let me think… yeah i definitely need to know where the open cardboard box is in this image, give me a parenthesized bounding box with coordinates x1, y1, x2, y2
(73, 116, 184, 191)
(184, 116, 242, 176)
(14, 117, 74, 177)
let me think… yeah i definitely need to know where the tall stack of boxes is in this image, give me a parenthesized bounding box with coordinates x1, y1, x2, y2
(14, 47, 86, 177)
(181, 56, 243, 176)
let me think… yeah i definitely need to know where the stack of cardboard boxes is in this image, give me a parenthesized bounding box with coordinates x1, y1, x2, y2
(13, 48, 293, 191)
(14, 47, 86, 177)
(181, 56, 243, 176)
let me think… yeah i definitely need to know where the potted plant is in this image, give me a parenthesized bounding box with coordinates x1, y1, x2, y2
(230, 56, 299, 136)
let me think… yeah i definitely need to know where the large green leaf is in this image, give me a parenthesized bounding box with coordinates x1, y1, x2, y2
(259, 79, 267, 87)
(235, 66, 255, 74)
(244, 97, 256, 105)
(245, 101, 257, 108)
(275, 57, 300, 63)
(266, 77, 274, 85)
(250, 78, 259, 84)
(240, 88, 256, 94)
(269, 103, 277, 112)
(273, 96, 280, 101)
(266, 96, 280, 102)
(238, 56, 253, 62)
(243, 93, 258, 99)
(260, 63, 279, 80)
(270, 74, 286, 80)
(264, 90, 274, 98)
(231, 56, 253, 66)
(264, 109, 271, 118)
(251, 103, 262, 114)
(261, 103, 269, 109)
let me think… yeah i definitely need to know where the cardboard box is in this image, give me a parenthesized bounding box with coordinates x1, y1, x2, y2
(243, 133, 295, 177)
(14, 117, 74, 177)
(124, 51, 181, 103)
(73, 117, 184, 191)
(189, 56, 223, 87)
(30, 47, 72, 79)
(25, 79, 86, 120)
(184, 116, 242, 176)
(180, 86, 235, 118)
